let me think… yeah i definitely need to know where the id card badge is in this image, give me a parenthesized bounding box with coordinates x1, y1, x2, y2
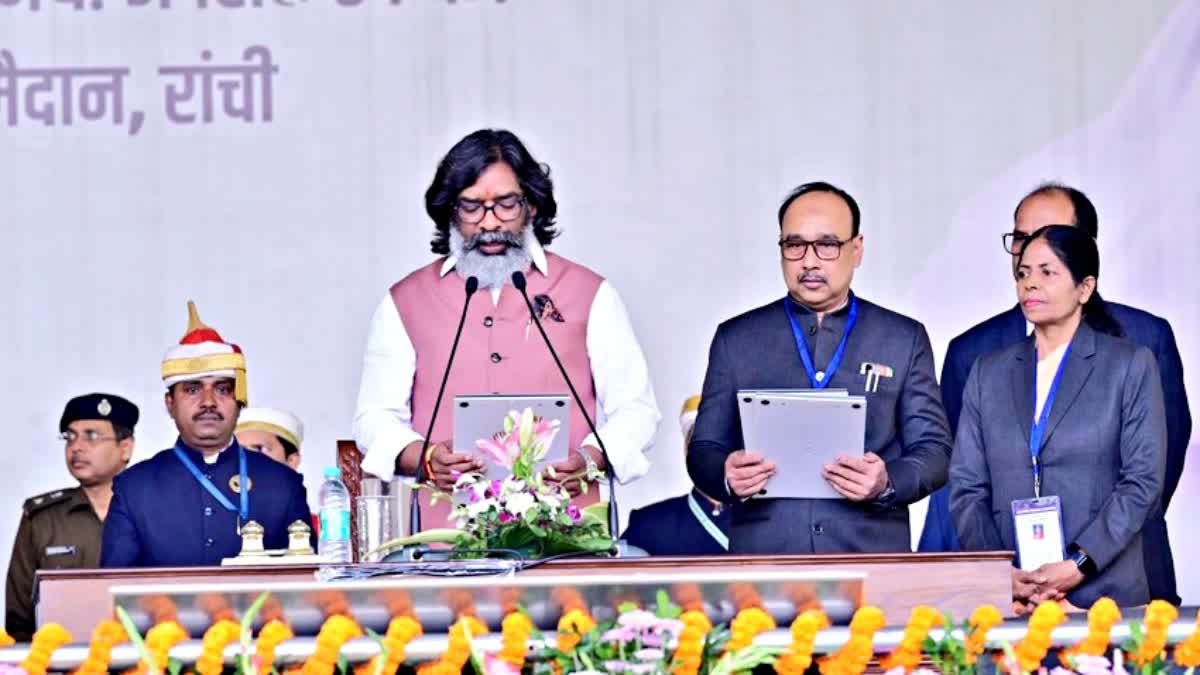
(1011, 496, 1066, 571)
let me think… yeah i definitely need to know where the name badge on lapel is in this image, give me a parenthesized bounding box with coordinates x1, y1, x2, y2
(44, 545, 76, 557)
(1011, 496, 1066, 571)
(859, 362, 894, 393)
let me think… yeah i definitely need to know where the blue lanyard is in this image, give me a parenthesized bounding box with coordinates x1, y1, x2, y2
(1030, 342, 1072, 498)
(172, 440, 250, 522)
(783, 296, 858, 389)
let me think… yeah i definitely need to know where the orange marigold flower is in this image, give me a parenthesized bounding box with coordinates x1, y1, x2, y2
(557, 609, 596, 654)
(818, 606, 886, 675)
(965, 604, 1003, 664)
(879, 606, 939, 673)
(255, 619, 295, 674)
(1173, 610, 1200, 669)
(303, 615, 365, 675)
(774, 609, 830, 675)
(726, 607, 777, 653)
(498, 612, 535, 669)
(1062, 597, 1121, 660)
(195, 619, 242, 675)
(1135, 600, 1179, 667)
(21, 623, 74, 675)
(1013, 602, 1067, 672)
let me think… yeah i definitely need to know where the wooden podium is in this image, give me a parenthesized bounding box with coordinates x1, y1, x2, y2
(37, 551, 1013, 637)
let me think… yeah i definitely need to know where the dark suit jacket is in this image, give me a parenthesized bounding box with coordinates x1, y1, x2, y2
(621, 489, 730, 556)
(949, 322, 1166, 608)
(921, 302, 1190, 603)
(101, 440, 314, 567)
(687, 294, 952, 554)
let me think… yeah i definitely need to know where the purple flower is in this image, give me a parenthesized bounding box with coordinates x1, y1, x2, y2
(498, 512, 514, 523)
(1071, 655, 1115, 675)
(616, 609, 660, 630)
(602, 627, 637, 643)
(566, 503, 582, 522)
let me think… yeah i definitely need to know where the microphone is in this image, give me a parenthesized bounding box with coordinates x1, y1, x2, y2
(409, 275, 479, 536)
(511, 271, 622, 542)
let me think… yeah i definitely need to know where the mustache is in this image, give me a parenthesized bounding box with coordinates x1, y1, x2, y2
(193, 410, 224, 421)
(798, 273, 827, 283)
(465, 230, 523, 250)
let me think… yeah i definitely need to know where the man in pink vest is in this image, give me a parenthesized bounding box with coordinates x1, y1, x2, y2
(353, 128, 661, 528)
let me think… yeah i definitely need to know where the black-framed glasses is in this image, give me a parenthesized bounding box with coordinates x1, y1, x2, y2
(1002, 231, 1032, 254)
(455, 194, 526, 225)
(59, 430, 117, 444)
(779, 237, 853, 261)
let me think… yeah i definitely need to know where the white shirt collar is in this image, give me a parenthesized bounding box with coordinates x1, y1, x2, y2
(202, 437, 237, 464)
(438, 233, 550, 279)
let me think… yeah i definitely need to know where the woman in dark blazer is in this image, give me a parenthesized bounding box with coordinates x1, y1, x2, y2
(950, 225, 1166, 611)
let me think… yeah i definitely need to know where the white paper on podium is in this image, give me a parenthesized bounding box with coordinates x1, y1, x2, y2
(453, 393, 571, 478)
(736, 389, 867, 499)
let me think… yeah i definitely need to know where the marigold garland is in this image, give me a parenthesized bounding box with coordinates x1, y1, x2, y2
(194, 619, 242, 675)
(1173, 609, 1200, 669)
(0, 628, 14, 648)
(556, 608, 596, 654)
(21, 623, 74, 675)
(964, 604, 1003, 665)
(255, 619, 296, 675)
(818, 606, 886, 675)
(497, 612, 534, 670)
(70, 619, 128, 675)
(878, 605, 941, 673)
(672, 610, 714, 675)
(1011, 601, 1067, 672)
(352, 616, 421, 675)
(773, 608, 830, 675)
(1135, 600, 1179, 667)
(302, 614, 365, 675)
(417, 616, 487, 675)
(123, 620, 189, 675)
(726, 606, 777, 654)
(1061, 597, 1121, 660)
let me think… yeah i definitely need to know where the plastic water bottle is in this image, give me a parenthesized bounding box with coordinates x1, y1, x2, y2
(318, 466, 353, 563)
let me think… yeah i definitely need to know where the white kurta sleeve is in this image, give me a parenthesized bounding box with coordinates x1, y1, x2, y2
(353, 293, 424, 479)
(582, 280, 661, 483)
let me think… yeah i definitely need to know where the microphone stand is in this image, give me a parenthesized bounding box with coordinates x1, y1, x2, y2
(511, 271, 622, 541)
(408, 276, 479, 536)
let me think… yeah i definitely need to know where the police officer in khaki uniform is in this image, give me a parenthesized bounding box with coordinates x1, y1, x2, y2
(5, 393, 137, 641)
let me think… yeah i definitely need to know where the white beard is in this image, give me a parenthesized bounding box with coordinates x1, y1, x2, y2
(449, 227, 534, 289)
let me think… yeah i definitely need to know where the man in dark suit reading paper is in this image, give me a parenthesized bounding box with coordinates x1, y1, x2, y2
(687, 182, 953, 554)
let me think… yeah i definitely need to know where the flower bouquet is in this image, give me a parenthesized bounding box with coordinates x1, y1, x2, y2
(371, 408, 611, 560)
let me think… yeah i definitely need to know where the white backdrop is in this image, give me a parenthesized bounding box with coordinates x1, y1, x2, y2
(2, 0, 1197, 609)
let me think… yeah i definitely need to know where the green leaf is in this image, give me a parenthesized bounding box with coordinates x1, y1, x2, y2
(364, 627, 389, 675)
(239, 592, 271, 675)
(655, 590, 682, 619)
(336, 653, 350, 675)
(115, 606, 155, 672)
(166, 657, 183, 675)
(365, 528, 464, 559)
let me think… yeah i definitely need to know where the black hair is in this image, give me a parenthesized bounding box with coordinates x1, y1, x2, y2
(1014, 183, 1099, 239)
(1016, 224, 1123, 337)
(278, 436, 299, 458)
(777, 181, 861, 237)
(425, 129, 559, 255)
(113, 424, 134, 442)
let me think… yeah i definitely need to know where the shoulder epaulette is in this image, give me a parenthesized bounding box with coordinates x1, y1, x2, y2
(22, 488, 77, 516)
